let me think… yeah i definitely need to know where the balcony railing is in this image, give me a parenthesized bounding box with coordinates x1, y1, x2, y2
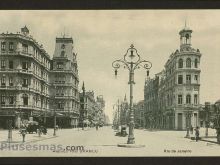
(0, 50, 49, 69)
(0, 104, 50, 111)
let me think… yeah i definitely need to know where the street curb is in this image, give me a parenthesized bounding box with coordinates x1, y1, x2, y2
(0, 135, 58, 150)
(24, 135, 58, 144)
(200, 139, 220, 145)
(185, 136, 219, 145)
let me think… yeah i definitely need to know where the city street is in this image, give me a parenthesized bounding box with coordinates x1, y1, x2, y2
(0, 126, 220, 157)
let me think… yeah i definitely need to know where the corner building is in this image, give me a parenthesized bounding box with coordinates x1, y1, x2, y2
(0, 27, 80, 128)
(144, 25, 202, 130)
(0, 27, 51, 128)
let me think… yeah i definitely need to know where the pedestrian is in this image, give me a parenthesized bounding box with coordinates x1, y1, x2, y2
(96, 124, 98, 131)
(21, 128, 27, 143)
(195, 126, 200, 142)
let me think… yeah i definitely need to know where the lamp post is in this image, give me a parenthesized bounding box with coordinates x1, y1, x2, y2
(7, 119, 13, 143)
(205, 102, 210, 137)
(112, 44, 152, 145)
(185, 110, 192, 138)
(53, 96, 56, 136)
(81, 82, 85, 130)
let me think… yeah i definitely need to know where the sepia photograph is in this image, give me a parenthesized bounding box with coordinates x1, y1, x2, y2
(0, 10, 220, 157)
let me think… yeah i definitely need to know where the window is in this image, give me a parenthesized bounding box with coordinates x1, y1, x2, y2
(9, 77, 13, 86)
(186, 75, 191, 84)
(167, 94, 170, 106)
(61, 51, 65, 57)
(22, 44, 28, 53)
(1, 95, 5, 105)
(9, 61, 13, 69)
(57, 62, 64, 69)
(22, 79, 28, 87)
(178, 59, 183, 68)
(194, 94, 198, 104)
(58, 102, 64, 109)
(186, 58, 191, 68)
(178, 75, 183, 84)
(23, 94, 28, 106)
(1, 60, 6, 69)
(194, 75, 198, 83)
(195, 59, 198, 68)
(22, 62, 28, 70)
(1, 42, 6, 51)
(178, 95, 182, 104)
(1, 77, 6, 86)
(186, 95, 191, 104)
(61, 44, 65, 49)
(9, 96, 14, 104)
(9, 42, 14, 51)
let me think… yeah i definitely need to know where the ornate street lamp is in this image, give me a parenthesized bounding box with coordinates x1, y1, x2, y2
(112, 44, 152, 146)
(205, 102, 210, 137)
(53, 96, 57, 136)
(184, 110, 192, 138)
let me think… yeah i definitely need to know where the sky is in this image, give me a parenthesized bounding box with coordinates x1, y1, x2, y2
(0, 10, 220, 122)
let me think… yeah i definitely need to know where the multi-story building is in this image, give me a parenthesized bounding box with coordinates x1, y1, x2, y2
(0, 26, 80, 129)
(0, 26, 51, 128)
(144, 76, 160, 129)
(120, 95, 129, 126)
(79, 90, 97, 127)
(49, 36, 80, 128)
(134, 100, 145, 128)
(144, 25, 202, 130)
(79, 89, 106, 127)
(96, 95, 105, 126)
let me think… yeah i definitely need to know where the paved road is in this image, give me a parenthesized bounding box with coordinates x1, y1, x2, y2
(0, 126, 220, 157)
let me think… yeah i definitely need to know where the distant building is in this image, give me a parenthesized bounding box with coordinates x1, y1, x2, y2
(79, 88, 106, 127)
(0, 26, 80, 129)
(134, 100, 145, 128)
(120, 95, 129, 126)
(144, 25, 202, 130)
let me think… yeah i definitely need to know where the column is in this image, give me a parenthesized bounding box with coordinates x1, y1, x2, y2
(175, 112, 178, 130)
(183, 113, 186, 130)
(191, 113, 194, 127)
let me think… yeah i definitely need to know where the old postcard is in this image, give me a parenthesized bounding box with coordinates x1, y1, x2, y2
(0, 10, 220, 157)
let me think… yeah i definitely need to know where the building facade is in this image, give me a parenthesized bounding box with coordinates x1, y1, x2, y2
(144, 25, 202, 130)
(79, 90, 106, 127)
(134, 100, 145, 128)
(0, 26, 80, 129)
(49, 36, 80, 128)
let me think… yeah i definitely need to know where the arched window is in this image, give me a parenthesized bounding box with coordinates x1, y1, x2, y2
(194, 94, 198, 104)
(185, 34, 190, 44)
(195, 58, 198, 68)
(186, 95, 191, 104)
(22, 93, 28, 106)
(186, 58, 191, 68)
(61, 51, 65, 57)
(178, 59, 183, 68)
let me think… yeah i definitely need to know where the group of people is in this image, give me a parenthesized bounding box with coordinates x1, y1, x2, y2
(190, 125, 200, 142)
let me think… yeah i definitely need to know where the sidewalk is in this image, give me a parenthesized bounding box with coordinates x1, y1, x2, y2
(0, 129, 57, 144)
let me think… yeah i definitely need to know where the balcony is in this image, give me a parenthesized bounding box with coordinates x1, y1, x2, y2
(0, 50, 48, 69)
(54, 95, 75, 99)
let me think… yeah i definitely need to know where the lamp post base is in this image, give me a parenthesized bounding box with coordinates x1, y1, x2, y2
(127, 137, 135, 144)
(117, 143, 145, 148)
